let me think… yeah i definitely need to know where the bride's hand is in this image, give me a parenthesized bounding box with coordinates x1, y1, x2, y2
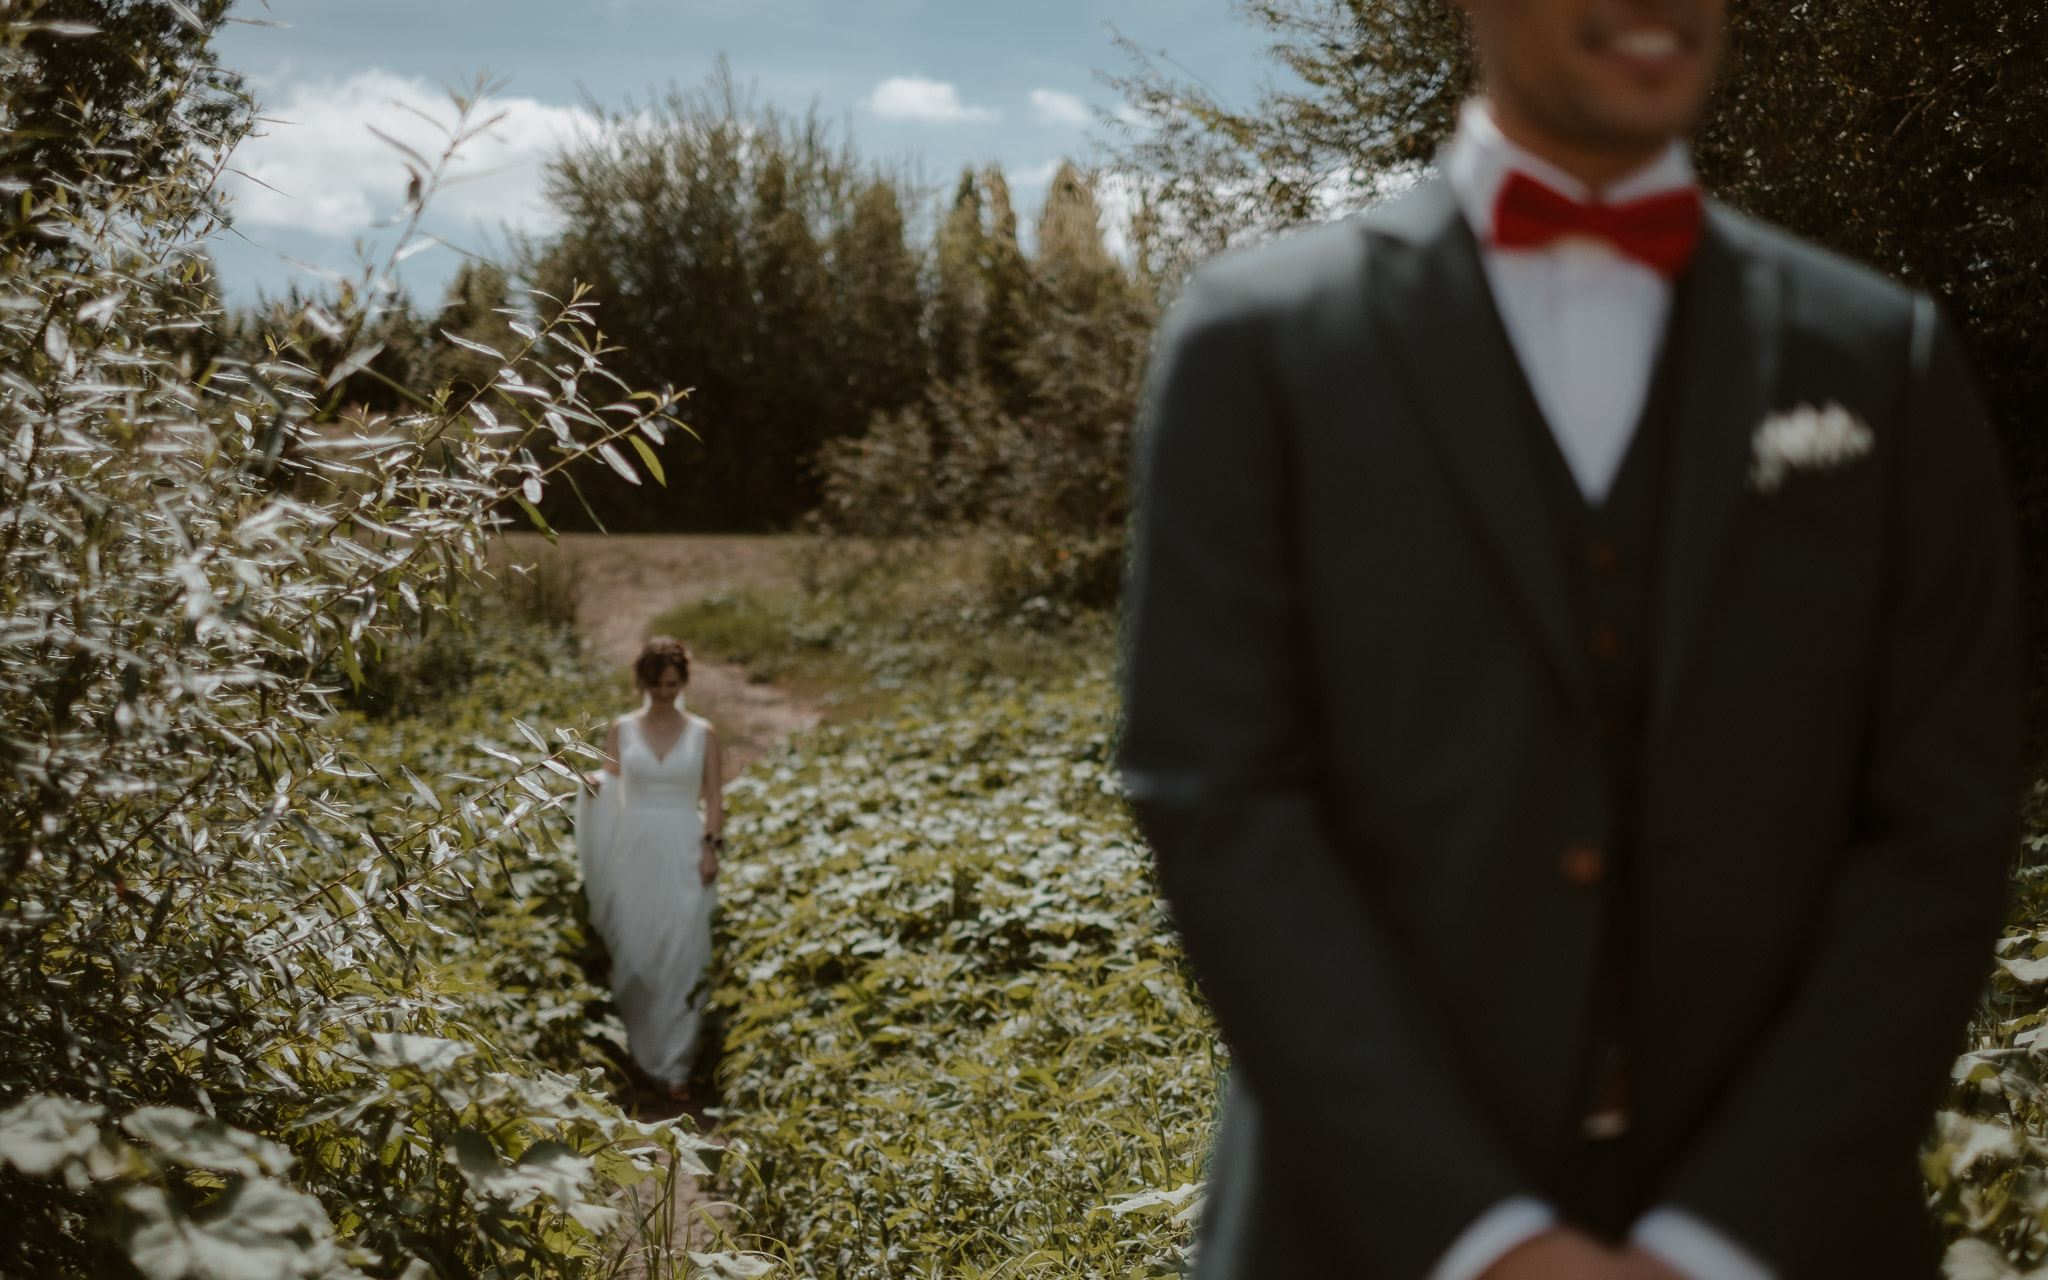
(699, 841, 719, 886)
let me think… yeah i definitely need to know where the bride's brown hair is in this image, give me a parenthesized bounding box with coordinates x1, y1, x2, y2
(634, 636, 691, 688)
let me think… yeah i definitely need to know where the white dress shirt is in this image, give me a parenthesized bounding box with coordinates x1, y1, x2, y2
(1423, 102, 1776, 1280)
(1445, 100, 1691, 502)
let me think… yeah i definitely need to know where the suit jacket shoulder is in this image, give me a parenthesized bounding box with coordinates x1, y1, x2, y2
(1707, 203, 1931, 396)
(1172, 217, 1374, 333)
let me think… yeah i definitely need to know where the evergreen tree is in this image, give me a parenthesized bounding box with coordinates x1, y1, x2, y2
(743, 148, 838, 524)
(834, 179, 929, 421)
(976, 166, 1035, 417)
(930, 171, 989, 386)
(815, 161, 1155, 610)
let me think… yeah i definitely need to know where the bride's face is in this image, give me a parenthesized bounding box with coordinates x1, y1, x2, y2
(641, 664, 687, 706)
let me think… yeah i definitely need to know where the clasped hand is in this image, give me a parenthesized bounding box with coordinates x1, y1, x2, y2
(1482, 1231, 1689, 1280)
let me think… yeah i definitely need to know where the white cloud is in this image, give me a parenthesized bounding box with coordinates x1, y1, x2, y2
(866, 77, 999, 124)
(1014, 160, 1063, 187)
(1029, 89, 1090, 128)
(1095, 171, 1145, 261)
(225, 70, 596, 241)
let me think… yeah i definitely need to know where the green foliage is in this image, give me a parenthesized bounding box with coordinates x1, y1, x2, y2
(0, 16, 735, 1273)
(220, 262, 535, 426)
(1107, 0, 1472, 279)
(1926, 791, 2048, 1272)
(530, 61, 927, 533)
(814, 166, 1153, 613)
(708, 677, 1219, 1278)
(0, 0, 248, 241)
(218, 285, 436, 419)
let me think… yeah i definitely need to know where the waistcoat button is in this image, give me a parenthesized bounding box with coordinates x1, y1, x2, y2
(1559, 844, 1606, 888)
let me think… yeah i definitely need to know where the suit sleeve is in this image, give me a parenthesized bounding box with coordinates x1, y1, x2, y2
(1660, 302, 2020, 1270)
(1119, 268, 1537, 1279)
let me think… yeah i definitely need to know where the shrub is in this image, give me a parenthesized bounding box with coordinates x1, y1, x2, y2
(530, 62, 928, 534)
(707, 676, 1218, 1278)
(1927, 791, 2048, 1270)
(0, 13, 729, 1275)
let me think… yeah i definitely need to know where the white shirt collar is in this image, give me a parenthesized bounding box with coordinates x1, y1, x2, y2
(1445, 99, 1696, 243)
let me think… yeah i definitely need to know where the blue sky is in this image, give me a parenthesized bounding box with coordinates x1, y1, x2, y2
(209, 0, 1270, 302)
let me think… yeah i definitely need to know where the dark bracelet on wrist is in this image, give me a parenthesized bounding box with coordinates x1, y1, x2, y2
(704, 832, 725, 850)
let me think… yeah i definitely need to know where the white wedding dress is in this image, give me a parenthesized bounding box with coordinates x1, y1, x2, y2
(574, 705, 717, 1089)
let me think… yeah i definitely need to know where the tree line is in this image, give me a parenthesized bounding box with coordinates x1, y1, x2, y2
(222, 65, 1153, 565)
(217, 2, 2046, 632)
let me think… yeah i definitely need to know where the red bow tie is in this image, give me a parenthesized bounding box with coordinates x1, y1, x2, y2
(1491, 171, 1703, 276)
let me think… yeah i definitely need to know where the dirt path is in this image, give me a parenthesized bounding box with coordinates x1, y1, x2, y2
(499, 533, 823, 781)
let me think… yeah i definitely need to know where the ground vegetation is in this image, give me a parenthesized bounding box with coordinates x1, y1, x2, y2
(708, 676, 1214, 1280)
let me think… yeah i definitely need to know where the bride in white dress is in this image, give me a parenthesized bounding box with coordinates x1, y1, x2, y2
(575, 636, 723, 1100)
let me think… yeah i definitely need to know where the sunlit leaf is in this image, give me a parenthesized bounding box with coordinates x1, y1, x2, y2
(627, 434, 665, 486)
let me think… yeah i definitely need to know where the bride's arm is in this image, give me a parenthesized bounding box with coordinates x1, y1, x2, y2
(703, 725, 723, 836)
(700, 725, 724, 885)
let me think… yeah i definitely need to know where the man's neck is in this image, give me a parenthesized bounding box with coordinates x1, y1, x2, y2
(1483, 95, 1676, 193)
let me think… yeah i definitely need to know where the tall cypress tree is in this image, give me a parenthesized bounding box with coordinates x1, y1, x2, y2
(976, 167, 1035, 418)
(744, 148, 837, 525)
(931, 171, 989, 387)
(834, 179, 929, 424)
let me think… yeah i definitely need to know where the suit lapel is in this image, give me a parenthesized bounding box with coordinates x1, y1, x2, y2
(1363, 180, 1592, 707)
(1650, 208, 1784, 737)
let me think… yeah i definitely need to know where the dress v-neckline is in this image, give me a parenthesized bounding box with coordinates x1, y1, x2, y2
(632, 713, 687, 765)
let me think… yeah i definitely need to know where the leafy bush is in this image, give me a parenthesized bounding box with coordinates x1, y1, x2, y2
(0, 12, 732, 1275)
(706, 676, 1220, 1278)
(1927, 792, 2048, 1272)
(530, 62, 927, 534)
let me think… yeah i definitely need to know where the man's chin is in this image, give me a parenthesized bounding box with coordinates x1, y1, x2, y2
(1558, 92, 1705, 154)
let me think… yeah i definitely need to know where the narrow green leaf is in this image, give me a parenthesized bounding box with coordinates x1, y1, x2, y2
(627, 434, 666, 486)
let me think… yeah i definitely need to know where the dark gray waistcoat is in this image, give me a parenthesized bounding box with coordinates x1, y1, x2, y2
(1507, 283, 1690, 1232)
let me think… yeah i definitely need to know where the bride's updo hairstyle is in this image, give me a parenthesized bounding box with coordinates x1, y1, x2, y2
(634, 636, 691, 689)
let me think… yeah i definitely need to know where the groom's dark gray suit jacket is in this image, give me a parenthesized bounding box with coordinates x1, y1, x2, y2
(1120, 177, 2018, 1278)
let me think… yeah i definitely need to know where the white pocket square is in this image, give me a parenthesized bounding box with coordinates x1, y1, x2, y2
(1748, 402, 1874, 494)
